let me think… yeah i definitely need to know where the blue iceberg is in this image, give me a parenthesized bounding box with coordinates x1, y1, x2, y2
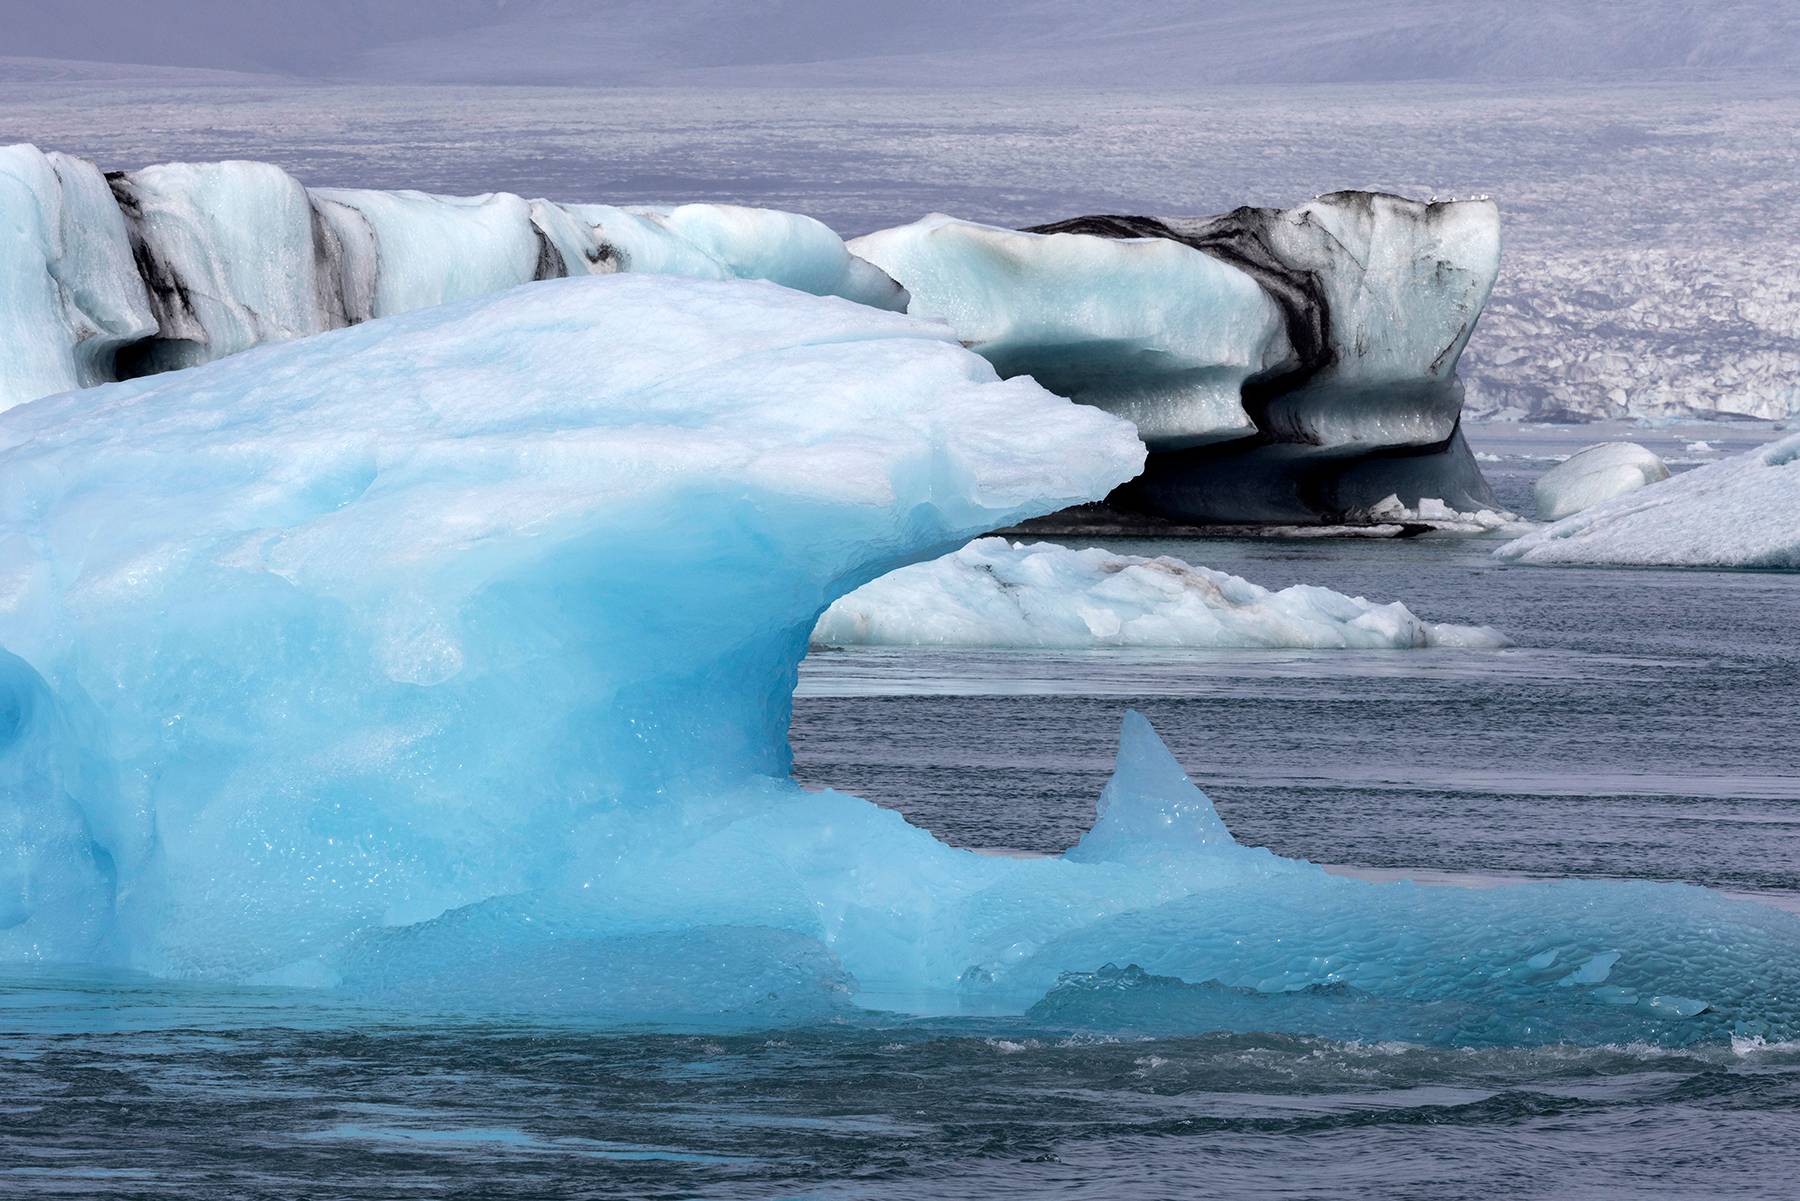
(2, 272, 1795, 1043)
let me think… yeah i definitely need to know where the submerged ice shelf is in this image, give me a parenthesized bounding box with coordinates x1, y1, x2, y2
(814, 538, 1508, 650)
(2, 273, 1797, 1043)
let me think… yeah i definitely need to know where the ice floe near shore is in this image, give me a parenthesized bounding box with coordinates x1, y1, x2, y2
(1533, 441, 1670, 521)
(814, 539, 1507, 650)
(1499, 432, 1800, 568)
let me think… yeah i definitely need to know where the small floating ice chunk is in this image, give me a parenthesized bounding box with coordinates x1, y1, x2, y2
(1649, 995, 1711, 1018)
(1559, 951, 1622, 986)
(813, 538, 1509, 650)
(1533, 442, 1670, 521)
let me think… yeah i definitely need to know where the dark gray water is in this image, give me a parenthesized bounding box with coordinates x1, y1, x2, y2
(7, 977, 1800, 1200)
(794, 537, 1800, 900)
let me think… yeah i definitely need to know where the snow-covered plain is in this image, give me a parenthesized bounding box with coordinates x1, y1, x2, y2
(1533, 442, 1671, 521)
(1, 274, 1796, 1040)
(1499, 431, 1800, 569)
(815, 539, 1508, 650)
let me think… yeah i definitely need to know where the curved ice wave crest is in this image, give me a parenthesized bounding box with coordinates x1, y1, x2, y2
(0, 274, 1142, 979)
(0, 143, 907, 411)
(813, 538, 1508, 649)
(1499, 431, 1800, 568)
(1, 275, 1794, 1041)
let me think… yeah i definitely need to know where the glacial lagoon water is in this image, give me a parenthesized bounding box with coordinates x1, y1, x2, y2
(5, 425, 1799, 1198)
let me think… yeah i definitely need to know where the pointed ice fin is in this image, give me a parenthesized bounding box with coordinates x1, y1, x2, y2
(1066, 710, 1236, 866)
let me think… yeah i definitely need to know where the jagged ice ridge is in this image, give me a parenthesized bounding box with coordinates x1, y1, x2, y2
(0, 142, 906, 410)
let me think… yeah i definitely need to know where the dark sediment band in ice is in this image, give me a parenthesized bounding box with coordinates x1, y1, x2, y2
(857, 192, 1503, 524)
(0, 143, 909, 410)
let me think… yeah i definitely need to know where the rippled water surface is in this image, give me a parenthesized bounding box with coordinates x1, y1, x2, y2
(6, 972, 1800, 1200)
(8, 427, 1800, 1198)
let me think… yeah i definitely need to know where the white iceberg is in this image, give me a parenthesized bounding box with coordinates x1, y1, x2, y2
(0, 145, 907, 411)
(1498, 432, 1800, 568)
(0, 144, 156, 403)
(1533, 441, 1670, 521)
(855, 193, 1503, 524)
(638, 202, 909, 310)
(814, 538, 1507, 650)
(2, 272, 1795, 1042)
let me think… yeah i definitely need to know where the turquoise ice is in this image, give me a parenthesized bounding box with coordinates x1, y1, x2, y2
(1, 273, 1796, 1041)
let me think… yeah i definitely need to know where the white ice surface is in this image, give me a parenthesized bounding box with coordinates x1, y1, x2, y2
(1498, 431, 1800, 568)
(1533, 441, 1671, 521)
(0, 147, 909, 410)
(650, 203, 909, 310)
(308, 187, 547, 319)
(116, 159, 330, 368)
(850, 214, 1285, 448)
(814, 538, 1508, 650)
(1, 144, 156, 407)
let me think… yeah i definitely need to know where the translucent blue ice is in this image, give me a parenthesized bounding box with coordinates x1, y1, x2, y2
(2, 273, 1796, 1042)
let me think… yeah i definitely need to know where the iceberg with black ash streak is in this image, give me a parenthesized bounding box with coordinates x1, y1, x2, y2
(0, 144, 907, 411)
(854, 192, 1503, 525)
